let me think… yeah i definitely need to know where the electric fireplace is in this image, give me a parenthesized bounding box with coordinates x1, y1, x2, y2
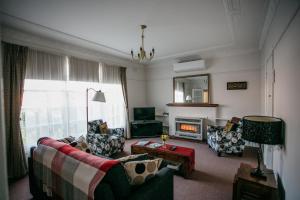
(175, 117, 203, 140)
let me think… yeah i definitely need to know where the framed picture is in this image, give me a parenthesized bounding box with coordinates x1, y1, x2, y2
(227, 82, 247, 90)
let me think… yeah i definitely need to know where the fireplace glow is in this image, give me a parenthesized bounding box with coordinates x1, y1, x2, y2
(180, 124, 198, 133)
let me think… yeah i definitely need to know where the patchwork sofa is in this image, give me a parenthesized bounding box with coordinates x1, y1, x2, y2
(207, 118, 245, 156)
(86, 119, 126, 157)
(28, 146, 174, 200)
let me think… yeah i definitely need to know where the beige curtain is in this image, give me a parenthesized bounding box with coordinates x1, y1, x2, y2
(99, 62, 121, 84)
(2, 42, 28, 179)
(119, 67, 130, 138)
(26, 49, 67, 80)
(69, 57, 99, 82)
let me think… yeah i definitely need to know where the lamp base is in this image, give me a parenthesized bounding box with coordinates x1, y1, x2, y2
(250, 168, 267, 180)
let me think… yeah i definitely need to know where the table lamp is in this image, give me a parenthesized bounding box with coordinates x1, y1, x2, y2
(242, 116, 283, 180)
(185, 95, 192, 102)
(86, 88, 106, 132)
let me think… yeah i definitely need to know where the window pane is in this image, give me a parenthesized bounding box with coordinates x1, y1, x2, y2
(21, 79, 125, 154)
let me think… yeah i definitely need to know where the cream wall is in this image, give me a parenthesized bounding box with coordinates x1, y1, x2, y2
(127, 66, 147, 120)
(260, 1, 300, 199)
(145, 51, 262, 121)
(0, 25, 9, 200)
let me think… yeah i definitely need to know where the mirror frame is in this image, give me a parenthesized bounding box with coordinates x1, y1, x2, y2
(173, 73, 210, 104)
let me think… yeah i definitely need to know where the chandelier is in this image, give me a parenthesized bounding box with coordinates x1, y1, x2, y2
(131, 25, 155, 62)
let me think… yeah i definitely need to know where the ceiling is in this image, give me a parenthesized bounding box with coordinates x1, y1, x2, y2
(1, 0, 268, 62)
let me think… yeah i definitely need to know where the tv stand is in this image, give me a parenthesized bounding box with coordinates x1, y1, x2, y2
(130, 120, 163, 138)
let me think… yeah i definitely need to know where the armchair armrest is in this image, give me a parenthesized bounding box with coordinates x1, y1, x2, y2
(128, 167, 174, 200)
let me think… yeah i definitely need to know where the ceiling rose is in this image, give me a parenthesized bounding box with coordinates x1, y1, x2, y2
(131, 25, 155, 62)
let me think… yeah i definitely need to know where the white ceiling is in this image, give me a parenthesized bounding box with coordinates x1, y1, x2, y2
(1, 0, 268, 61)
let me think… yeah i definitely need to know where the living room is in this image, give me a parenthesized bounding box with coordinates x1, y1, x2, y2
(0, 0, 300, 200)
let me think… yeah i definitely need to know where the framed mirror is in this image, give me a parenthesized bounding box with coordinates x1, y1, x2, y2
(173, 74, 210, 104)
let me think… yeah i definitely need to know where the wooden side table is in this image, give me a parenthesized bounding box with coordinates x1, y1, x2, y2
(233, 163, 278, 200)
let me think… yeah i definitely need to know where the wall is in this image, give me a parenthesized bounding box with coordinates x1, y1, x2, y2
(127, 66, 146, 120)
(145, 51, 262, 135)
(1, 26, 147, 120)
(260, 1, 300, 199)
(0, 25, 9, 200)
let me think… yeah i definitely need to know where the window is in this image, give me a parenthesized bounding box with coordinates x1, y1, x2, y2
(21, 53, 126, 154)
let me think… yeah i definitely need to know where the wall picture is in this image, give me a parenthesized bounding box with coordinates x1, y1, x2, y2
(227, 82, 247, 90)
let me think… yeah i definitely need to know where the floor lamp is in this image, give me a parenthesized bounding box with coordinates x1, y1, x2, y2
(86, 88, 106, 133)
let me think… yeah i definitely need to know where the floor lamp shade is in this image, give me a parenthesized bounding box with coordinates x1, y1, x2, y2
(92, 91, 106, 102)
(242, 116, 284, 145)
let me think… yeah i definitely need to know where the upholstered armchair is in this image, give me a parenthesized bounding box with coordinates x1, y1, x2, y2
(207, 119, 245, 156)
(86, 119, 125, 157)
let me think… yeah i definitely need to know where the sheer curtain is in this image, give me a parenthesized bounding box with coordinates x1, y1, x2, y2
(21, 51, 126, 154)
(98, 63, 126, 128)
(21, 49, 69, 154)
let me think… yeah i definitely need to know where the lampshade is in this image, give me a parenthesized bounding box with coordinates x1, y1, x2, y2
(242, 116, 283, 145)
(186, 95, 192, 101)
(92, 90, 106, 102)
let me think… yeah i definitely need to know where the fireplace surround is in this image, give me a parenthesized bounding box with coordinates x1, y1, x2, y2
(175, 117, 203, 141)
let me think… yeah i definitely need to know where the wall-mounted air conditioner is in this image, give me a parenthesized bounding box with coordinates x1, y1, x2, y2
(173, 60, 206, 72)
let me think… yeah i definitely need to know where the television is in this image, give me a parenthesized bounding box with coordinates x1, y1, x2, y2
(134, 107, 155, 121)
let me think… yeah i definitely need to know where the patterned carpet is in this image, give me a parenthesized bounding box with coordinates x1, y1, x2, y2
(9, 138, 256, 200)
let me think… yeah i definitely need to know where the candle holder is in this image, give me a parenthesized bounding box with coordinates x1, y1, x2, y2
(161, 134, 169, 148)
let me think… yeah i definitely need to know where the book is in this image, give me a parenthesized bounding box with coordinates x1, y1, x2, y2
(147, 143, 163, 148)
(136, 140, 150, 146)
(167, 164, 181, 171)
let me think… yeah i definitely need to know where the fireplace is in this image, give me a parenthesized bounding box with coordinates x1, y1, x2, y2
(175, 117, 203, 140)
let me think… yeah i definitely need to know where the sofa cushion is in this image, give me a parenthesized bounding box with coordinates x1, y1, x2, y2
(99, 122, 109, 134)
(70, 135, 91, 153)
(224, 121, 234, 132)
(57, 136, 76, 144)
(123, 158, 163, 185)
(117, 154, 149, 163)
(231, 117, 241, 124)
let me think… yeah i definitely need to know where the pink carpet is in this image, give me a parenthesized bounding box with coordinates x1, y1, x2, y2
(9, 138, 256, 200)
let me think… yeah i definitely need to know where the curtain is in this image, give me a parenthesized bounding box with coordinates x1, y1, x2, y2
(98, 63, 126, 130)
(99, 62, 121, 84)
(120, 67, 130, 138)
(2, 42, 28, 179)
(26, 49, 67, 80)
(69, 57, 99, 82)
(175, 81, 185, 102)
(21, 55, 127, 153)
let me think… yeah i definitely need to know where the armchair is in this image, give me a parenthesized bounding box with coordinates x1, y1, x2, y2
(207, 119, 245, 156)
(86, 119, 125, 157)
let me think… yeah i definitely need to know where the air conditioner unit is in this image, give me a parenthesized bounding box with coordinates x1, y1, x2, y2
(173, 60, 206, 72)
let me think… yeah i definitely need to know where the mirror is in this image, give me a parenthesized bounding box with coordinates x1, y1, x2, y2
(173, 74, 209, 103)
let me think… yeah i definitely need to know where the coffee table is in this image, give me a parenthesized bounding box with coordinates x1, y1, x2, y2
(131, 141, 195, 178)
